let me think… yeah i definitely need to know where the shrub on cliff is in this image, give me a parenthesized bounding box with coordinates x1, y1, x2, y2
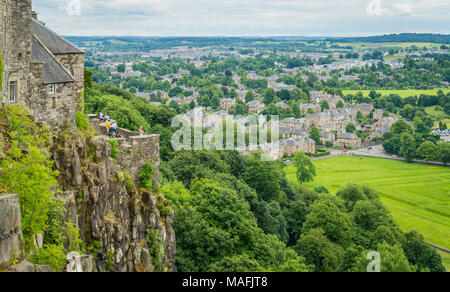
(0, 105, 58, 249)
(109, 138, 119, 159)
(138, 163, 155, 190)
(75, 111, 89, 131)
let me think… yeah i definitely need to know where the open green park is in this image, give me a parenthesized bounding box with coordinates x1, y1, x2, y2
(341, 89, 450, 98)
(285, 156, 450, 270)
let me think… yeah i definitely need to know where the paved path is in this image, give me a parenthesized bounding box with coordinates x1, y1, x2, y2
(350, 145, 448, 166)
(310, 145, 448, 167)
(310, 149, 342, 161)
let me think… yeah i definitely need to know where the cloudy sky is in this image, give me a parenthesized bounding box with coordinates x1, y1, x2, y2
(33, 0, 450, 36)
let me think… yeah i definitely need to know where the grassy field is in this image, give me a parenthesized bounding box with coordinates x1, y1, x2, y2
(285, 156, 450, 269)
(341, 89, 450, 98)
(425, 106, 450, 128)
(440, 252, 450, 271)
(334, 42, 446, 51)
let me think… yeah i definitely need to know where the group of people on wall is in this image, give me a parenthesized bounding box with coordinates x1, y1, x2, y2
(99, 111, 145, 138)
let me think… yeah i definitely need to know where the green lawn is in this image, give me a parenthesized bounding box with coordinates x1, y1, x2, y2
(285, 156, 450, 266)
(439, 252, 450, 271)
(334, 42, 446, 51)
(341, 89, 450, 98)
(425, 106, 450, 128)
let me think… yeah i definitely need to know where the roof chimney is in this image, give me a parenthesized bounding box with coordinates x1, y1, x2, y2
(31, 11, 38, 20)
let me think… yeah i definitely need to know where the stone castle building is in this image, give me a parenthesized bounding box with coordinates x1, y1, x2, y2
(1, 0, 84, 130)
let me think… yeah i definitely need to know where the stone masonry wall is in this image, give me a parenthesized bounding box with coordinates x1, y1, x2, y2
(88, 115, 160, 184)
(0, 0, 32, 105)
(117, 135, 160, 184)
(29, 61, 78, 130)
(54, 53, 84, 96)
(0, 194, 23, 268)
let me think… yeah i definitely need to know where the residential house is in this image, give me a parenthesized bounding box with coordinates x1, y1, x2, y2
(335, 133, 361, 149)
(247, 100, 266, 113)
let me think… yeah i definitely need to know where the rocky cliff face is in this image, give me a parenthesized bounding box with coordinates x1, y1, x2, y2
(0, 194, 23, 268)
(51, 130, 176, 272)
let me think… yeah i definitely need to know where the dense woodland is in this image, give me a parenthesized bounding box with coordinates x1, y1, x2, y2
(81, 71, 446, 272)
(328, 33, 450, 45)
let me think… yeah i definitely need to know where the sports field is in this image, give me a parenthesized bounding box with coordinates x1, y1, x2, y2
(285, 156, 450, 258)
(342, 89, 450, 98)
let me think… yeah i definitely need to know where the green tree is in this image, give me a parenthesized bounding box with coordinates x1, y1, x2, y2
(117, 63, 126, 73)
(242, 155, 283, 202)
(444, 103, 450, 115)
(320, 100, 330, 112)
(358, 243, 415, 272)
(293, 152, 316, 185)
(336, 184, 370, 211)
(402, 104, 416, 120)
(169, 100, 180, 113)
(211, 94, 221, 109)
(309, 125, 321, 146)
(0, 106, 58, 248)
(352, 200, 389, 231)
(337, 244, 365, 272)
(437, 142, 450, 165)
(208, 254, 263, 272)
(416, 141, 438, 162)
(84, 68, 93, 89)
(234, 100, 248, 116)
(245, 91, 255, 103)
(346, 122, 356, 134)
(390, 120, 414, 135)
(229, 88, 238, 99)
(370, 225, 401, 247)
(294, 228, 344, 272)
(292, 101, 301, 118)
(263, 88, 276, 105)
(400, 132, 416, 163)
(402, 231, 445, 272)
(302, 199, 354, 246)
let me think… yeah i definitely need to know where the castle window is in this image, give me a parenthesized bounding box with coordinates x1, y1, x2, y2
(9, 82, 17, 103)
(49, 84, 55, 94)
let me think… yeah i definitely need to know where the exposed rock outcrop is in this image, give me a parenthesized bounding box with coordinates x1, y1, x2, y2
(66, 252, 96, 272)
(51, 131, 175, 272)
(0, 194, 23, 268)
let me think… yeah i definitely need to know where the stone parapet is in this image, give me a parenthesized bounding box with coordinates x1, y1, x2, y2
(117, 134, 160, 184)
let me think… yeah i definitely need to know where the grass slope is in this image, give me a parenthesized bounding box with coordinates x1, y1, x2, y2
(341, 89, 450, 98)
(285, 156, 450, 250)
(439, 251, 450, 272)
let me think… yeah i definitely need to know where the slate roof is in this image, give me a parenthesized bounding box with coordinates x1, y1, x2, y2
(32, 19, 83, 54)
(280, 139, 299, 147)
(338, 133, 358, 140)
(31, 37, 74, 84)
(247, 100, 264, 106)
(279, 127, 292, 134)
(292, 129, 308, 136)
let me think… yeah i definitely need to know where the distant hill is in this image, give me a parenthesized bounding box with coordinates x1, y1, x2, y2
(327, 33, 450, 44)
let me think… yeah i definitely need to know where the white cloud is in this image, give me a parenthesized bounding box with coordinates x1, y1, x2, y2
(393, 3, 415, 16)
(32, 0, 450, 36)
